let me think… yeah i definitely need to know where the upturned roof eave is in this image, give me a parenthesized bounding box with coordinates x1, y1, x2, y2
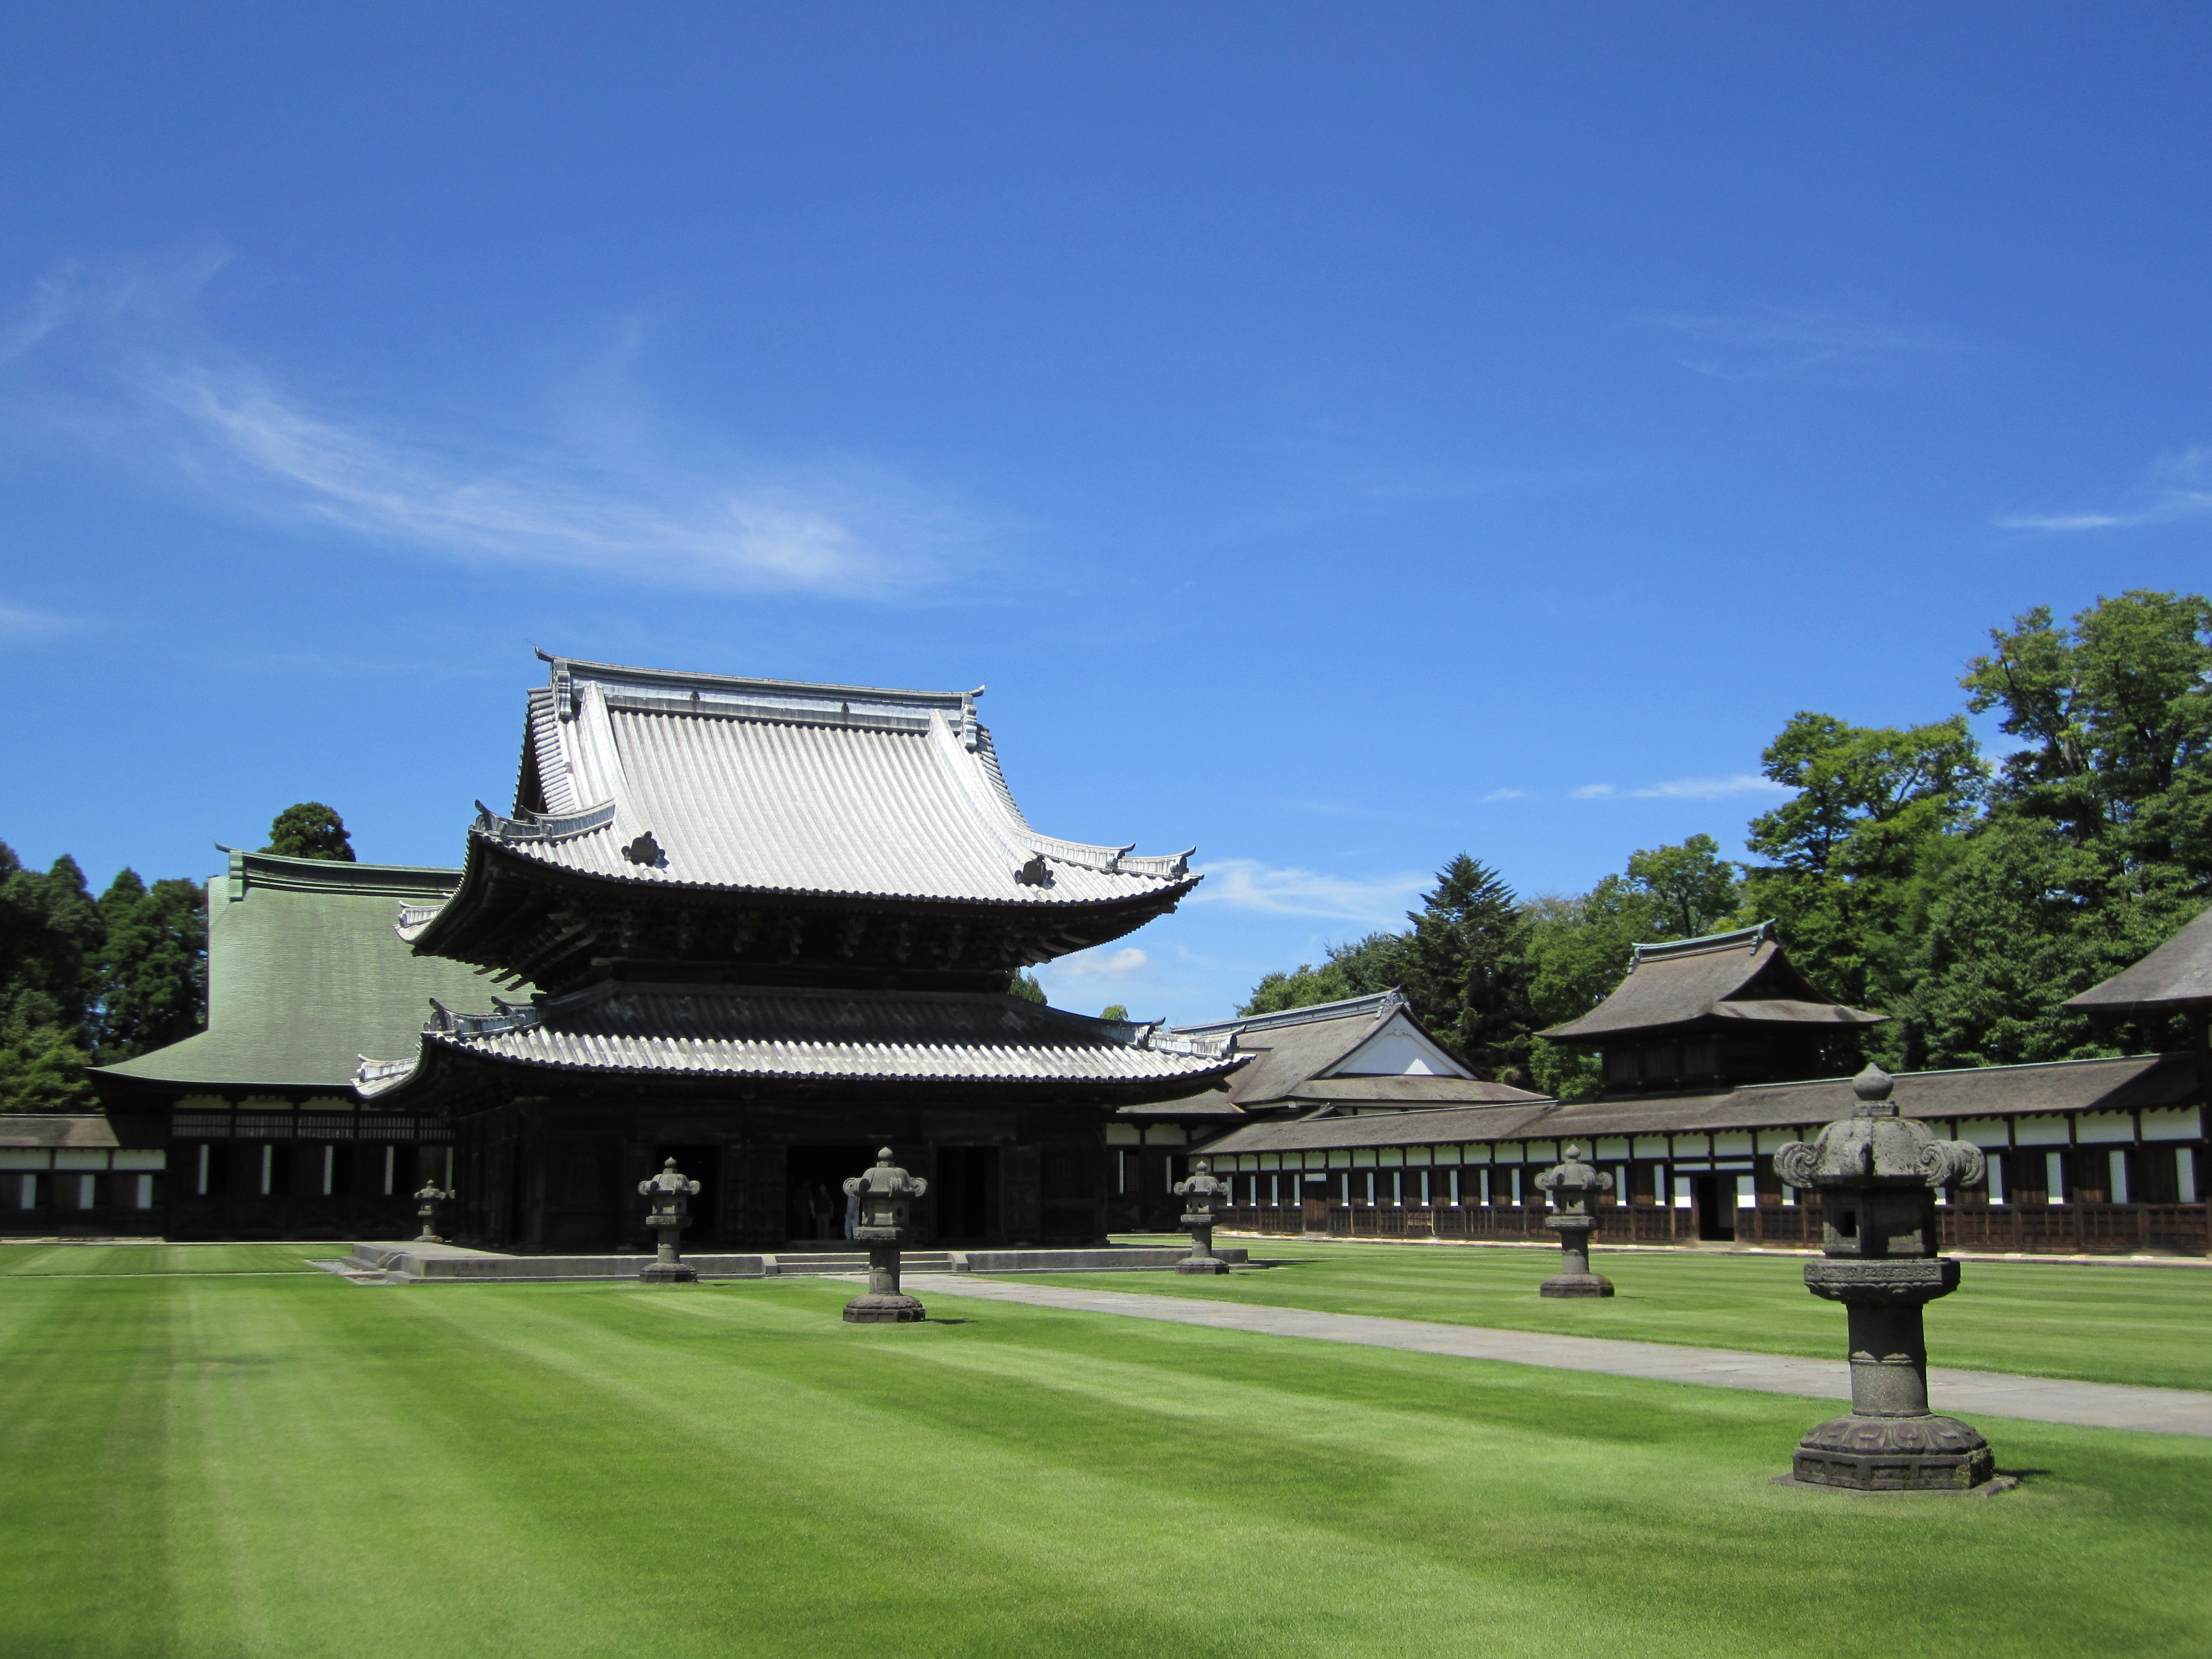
(406, 831, 1200, 960)
(1539, 1002, 1888, 1046)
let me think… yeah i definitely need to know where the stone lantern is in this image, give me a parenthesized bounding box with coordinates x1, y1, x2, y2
(1533, 1144, 1614, 1298)
(412, 1180, 455, 1244)
(841, 1148, 929, 1323)
(1172, 1158, 1233, 1275)
(636, 1157, 702, 1284)
(1772, 1064, 1998, 1492)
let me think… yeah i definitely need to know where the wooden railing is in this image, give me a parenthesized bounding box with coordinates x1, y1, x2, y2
(1218, 1200, 2209, 1256)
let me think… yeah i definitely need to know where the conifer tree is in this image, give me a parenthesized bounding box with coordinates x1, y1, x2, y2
(263, 802, 356, 862)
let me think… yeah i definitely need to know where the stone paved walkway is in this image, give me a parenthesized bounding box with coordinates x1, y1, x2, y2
(895, 1274, 2212, 1438)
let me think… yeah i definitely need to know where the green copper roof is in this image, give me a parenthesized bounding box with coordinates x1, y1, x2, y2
(94, 847, 517, 1093)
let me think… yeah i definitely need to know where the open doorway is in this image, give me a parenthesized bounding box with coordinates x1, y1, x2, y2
(934, 1146, 1001, 1243)
(1690, 1173, 1735, 1241)
(786, 1143, 876, 1247)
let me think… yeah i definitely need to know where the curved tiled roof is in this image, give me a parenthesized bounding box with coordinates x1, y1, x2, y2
(357, 981, 1246, 1094)
(405, 658, 1199, 962)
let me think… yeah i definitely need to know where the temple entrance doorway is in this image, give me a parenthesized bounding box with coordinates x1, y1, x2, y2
(786, 1143, 874, 1246)
(1690, 1174, 1734, 1241)
(653, 1144, 720, 1244)
(933, 1146, 1002, 1243)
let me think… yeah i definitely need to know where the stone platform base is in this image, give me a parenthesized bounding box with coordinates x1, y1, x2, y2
(1790, 1412, 1994, 1491)
(637, 1262, 698, 1283)
(1539, 1273, 1614, 1298)
(1175, 1257, 1232, 1275)
(346, 1242, 1247, 1283)
(842, 1293, 927, 1324)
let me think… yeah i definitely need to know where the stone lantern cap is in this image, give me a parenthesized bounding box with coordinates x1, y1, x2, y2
(1174, 1158, 1231, 1223)
(638, 1157, 701, 1227)
(1534, 1144, 1612, 1203)
(1773, 1066, 1985, 1195)
(844, 1147, 927, 1242)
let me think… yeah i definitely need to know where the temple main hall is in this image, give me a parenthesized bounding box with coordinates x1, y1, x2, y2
(337, 654, 1244, 1249)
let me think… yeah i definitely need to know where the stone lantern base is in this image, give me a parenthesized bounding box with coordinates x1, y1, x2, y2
(639, 1260, 699, 1283)
(1788, 1413, 1994, 1492)
(1175, 1255, 1232, 1275)
(1539, 1271, 1614, 1298)
(842, 1292, 927, 1323)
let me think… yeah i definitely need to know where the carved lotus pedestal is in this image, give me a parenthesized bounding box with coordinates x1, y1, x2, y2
(1785, 1260, 1992, 1491)
(638, 1246, 698, 1285)
(1539, 1214, 1613, 1298)
(843, 1243, 926, 1323)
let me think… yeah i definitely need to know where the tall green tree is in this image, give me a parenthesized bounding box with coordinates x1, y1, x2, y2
(0, 845, 103, 1110)
(90, 870, 208, 1063)
(264, 802, 356, 862)
(1398, 855, 1535, 1084)
(1897, 591, 2212, 1068)
(1239, 931, 1408, 1017)
(1740, 711, 1984, 1013)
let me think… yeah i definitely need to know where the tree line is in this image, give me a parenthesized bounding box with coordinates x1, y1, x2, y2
(0, 803, 355, 1111)
(1242, 590, 2212, 1097)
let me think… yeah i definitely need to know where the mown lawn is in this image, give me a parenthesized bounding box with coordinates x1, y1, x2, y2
(2, 1265, 2208, 1658)
(0, 1243, 332, 1276)
(1027, 1238, 2212, 1391)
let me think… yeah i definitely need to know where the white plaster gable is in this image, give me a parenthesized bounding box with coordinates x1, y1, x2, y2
(1324, 1011, 1471, 1079)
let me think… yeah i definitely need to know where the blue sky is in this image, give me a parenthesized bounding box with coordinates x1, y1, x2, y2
(3, 4, 2209, 1023)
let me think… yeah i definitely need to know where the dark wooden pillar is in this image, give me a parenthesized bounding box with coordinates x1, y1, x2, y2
(1003, 1143, 1041, 1244)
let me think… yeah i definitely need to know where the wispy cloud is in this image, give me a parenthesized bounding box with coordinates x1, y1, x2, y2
(0, 601, 78, 640)
(1480, 787, 1526, 802)
(1573, 776, 1784, 801)
(1193, 858, 1425, 923)
(1630, 774, 1787, 800)
(1643, 307, 1965, 384)
(1, 253, 979, 595)
(1050, 946, 1150, 980)
(1997, 443, 2212, 534)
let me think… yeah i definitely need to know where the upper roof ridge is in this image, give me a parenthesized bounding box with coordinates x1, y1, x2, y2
(539, 652, 984, 741)
(1173, 987, 1404, 1038)
(1627, 920, 1774, 972)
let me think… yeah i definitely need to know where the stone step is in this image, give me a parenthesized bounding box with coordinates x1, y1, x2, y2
(768, 1252, 956, 1275)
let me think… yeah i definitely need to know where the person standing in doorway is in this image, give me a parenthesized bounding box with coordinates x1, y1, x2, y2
(843, 1178, 860, 1241)
(810, 1183, 834, 1240)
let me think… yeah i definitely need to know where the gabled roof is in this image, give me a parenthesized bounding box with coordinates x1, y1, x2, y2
(356, 981, 1246, 1099)
(2065, 904, 2212, 1017)
(91, 849, 509, 1095)
(1538, 922, 1882, 1045)
(407, 656, 1197, 950)
(1126, 990, 1546, 1122)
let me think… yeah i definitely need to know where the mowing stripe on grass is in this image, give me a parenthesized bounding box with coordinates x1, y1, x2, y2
(924, 1274, 2212, 1436)
(6, 1272, 2211, 1658)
